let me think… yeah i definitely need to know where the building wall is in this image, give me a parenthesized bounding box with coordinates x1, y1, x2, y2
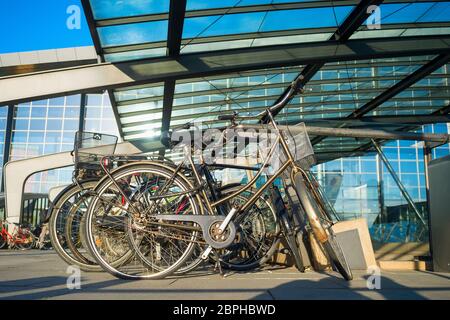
(2, 93, 119, 194)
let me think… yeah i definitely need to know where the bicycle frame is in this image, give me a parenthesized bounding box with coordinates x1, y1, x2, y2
(181, 109, 312, 233)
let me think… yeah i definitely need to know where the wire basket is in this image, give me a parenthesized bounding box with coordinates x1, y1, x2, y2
(73, 131, 118, 172)
(249, 123, 315, 173)
(281, 122, 316, 170)
(202, 123, 315, 173)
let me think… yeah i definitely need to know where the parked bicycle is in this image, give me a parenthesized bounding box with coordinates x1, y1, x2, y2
(81, 77, 352, 280)
(0, 220, 36, 250)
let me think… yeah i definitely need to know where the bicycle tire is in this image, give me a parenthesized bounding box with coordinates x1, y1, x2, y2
(65, 198, 99, 265)
(0, 234, 7, 249)
(16, 228, 36, 250)
(268, 185, 305, 272)
(84, 163, 202, 280)
(217, 186, 281, 271)
(293, 171, 353, 281)
(48, 180, 104, 272)
(279, 215, 305, 272)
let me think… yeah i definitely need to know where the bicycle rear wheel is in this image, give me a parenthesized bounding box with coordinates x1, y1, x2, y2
(293, 172, 352, 281)
(48, 180, 103, 272)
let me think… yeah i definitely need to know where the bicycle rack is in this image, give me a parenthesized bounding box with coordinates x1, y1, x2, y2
(2, 141, 142, 232)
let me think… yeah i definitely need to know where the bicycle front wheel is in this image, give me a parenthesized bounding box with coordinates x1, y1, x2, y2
(293, 171, 353, 281)
(84, 163, 202, 280)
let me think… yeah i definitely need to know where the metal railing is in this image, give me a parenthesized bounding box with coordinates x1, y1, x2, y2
(0, 193, 49, 226)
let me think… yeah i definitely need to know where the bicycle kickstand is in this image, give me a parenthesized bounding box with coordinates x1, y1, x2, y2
(212, 250, 229, 278)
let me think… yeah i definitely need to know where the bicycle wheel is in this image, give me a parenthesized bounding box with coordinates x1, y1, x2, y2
(0, 234, 6, 249)
(16, 228, 36, 250)
(48, 180, 104, 272)
(293, 172, 353, 281)
(84, 163, 202, 280)
(279, 214, 305, 272)
(65, 197, 100, 266)
(268, 185, 305, 272)
(0, 224, 7, 249)
(217, 187, 280, 271)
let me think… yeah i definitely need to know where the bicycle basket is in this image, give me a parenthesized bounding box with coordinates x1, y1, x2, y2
(279, 122, 316, 170)
(73, 131, 118, 172)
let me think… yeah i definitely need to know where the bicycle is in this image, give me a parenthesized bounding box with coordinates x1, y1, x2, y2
(0, 220, 36, 250)
(82, 77, 352, 280)
(49, 132, 280, 274)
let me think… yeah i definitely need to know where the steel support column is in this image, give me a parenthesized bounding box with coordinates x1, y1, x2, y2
(371, 139, 427, 228)
(423, 143, 433, 258)
(160, 0, 187, 157)
(1, 104, 14, 192)
(376, 154, 386, 225)
(78, 93, 87, 133)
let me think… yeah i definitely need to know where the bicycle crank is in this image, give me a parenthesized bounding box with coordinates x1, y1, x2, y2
(148, 215, 236, 249)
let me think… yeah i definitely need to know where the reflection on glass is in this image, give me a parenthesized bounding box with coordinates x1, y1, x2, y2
(90, 0, 170, 19)
(98, 20, 168, 47)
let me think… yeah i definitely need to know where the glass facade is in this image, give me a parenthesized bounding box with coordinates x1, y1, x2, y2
(314, 123, 450, 247)
(3, 93, 120, 194)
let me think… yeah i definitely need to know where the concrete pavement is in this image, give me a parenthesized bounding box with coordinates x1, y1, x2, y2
(0, 250, 449, 300)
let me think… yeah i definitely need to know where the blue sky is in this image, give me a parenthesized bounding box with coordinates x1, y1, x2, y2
(0, 0, 92, 54)
(1, 1, 449, 54)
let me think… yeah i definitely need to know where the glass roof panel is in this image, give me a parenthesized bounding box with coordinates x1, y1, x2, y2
(180, 32, 333, 53)
(104, 47, 166, 62)
(90, 0, 170, 20)
(351, 27, 450, 40)
(186, 0, 325, 11)
(114, 84, 165, 102)
(182, 6, 354, 39)
(378, 2, 450, 24)
(98, 20, 168, 47)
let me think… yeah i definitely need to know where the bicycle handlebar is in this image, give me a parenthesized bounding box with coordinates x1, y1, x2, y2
(216, 75, 304, 123)
(217, 114, 236, 121)
(161, 76, 304, 147)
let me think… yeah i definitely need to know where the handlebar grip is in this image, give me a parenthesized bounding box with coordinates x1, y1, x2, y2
(218, 114, 235, 121)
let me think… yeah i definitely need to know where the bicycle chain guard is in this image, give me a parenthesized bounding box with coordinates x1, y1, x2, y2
(148, 214, 236, 249)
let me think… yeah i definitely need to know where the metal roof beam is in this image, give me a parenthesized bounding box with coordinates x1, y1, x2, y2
(114, 58, 435, 91)
(116, 74, 450, 106)
(311, 53, 450, 145)
(431, 103, 450, 115)
(1, 35, 449, 106)
(262, 0, 384, 122)
(348, 54, 450, 119)
(160, 0, 187, 156)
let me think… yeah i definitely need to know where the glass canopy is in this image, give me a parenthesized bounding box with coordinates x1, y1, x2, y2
(83, 0, 450, 159)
